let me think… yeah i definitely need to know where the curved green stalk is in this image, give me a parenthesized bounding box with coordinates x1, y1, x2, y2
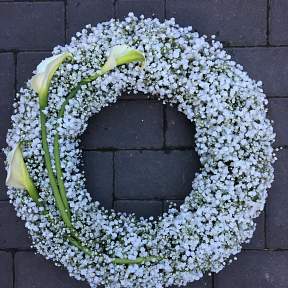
(40, 110, 72, 228)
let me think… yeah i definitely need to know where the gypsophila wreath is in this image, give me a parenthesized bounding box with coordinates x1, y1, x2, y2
(4, 13, 275, 288)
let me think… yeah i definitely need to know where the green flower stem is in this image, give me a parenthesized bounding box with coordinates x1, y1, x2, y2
(112, 256, 163, 265)
(40, 110, 72, 229)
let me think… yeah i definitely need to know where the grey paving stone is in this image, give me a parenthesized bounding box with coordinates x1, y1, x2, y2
(214, 251, 288, 288)
(266, 149, 288, 248)
(17, 52, 51, 90)
(116, 0, 165, 20)
(243, 212, 265, 249)
(229, 48, 288, 97)
(115, 150, 200, 200)
(163, 199, 184, 212)
(0, 202, 31, 249)
(82, 151, 113, 209)
(0, 252, 13, 288)
(268, 98, 288, 147)
(0, 2, 64, 50)
(67, 0, 114, 39)
(166, 106, 195, 148)
(114, 200, 162, 218)
(15, 252, 89, 288)
(166, 0, 267, 46)
(0, 53, 14, 201)
(81, 101, 163, 149)
(269, 0, 288, 45)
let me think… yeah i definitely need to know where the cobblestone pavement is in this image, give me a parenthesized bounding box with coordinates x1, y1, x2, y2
(0, 1, 287, 287)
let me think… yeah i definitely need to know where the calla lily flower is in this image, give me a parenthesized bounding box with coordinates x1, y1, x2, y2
(100, 45, 145, 74)
(6, 143, 39, 203)
(31, 52, 72, 109)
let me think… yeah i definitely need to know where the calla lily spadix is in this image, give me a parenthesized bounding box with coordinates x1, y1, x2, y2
(31, 52, 72, 109)
(100, 44, 145, 75)
(6, 143, 39, 203)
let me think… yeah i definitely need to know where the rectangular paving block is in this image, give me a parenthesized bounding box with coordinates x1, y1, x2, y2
(268, 98, 288, 147)
(228, 47, 288, 97)
(0, 252, 13, 288)
(17, 52, 51, 90)
(0, 53, 14, 201)
(0, 202, 31, 249)
(214, 251, 288, 288)
(114, 200, 162, 218)
(67, 0, 114, 39)
(115, 150, 200, 200)
(165, 106, 195, 148)
(266, 149, 288, 248)
(116, 0, 165, 20)
(269, 0, 288, 45)
(0, 2, 64, 50)
(82, 151, 113, 209)
(15, 252, 89, 288)
(243, 212, 265, 249)
(81, 101, 163, 149)
(166, 0, 267, 46)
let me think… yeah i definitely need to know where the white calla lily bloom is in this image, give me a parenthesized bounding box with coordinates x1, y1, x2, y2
(6, 143, 39, 203)
(100, 45, 145, 74)
(31, 52, 72, 108)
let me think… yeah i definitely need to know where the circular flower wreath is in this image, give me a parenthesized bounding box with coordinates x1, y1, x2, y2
(5, 13, 275, 288)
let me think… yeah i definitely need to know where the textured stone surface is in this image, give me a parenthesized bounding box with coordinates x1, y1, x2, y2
(67, 0, 114, 39)
(214, 251, 288, 288)
(229, 48, 288, 97)
(115, 150, 200, 200)
(269, 0, 288, 45)
(0, 2, 64, 50)
(0, 202, 31, 249)
(82, 151, 113, 209)
(0, 53, 14, 200)
(116, 0, 165, 20)
(15, 252, 90, 288)
(165, 106, 195, 148)
(166, 0, 267, 46)
(81, 101, 163, 149)
(266, 149, 288, 248)
(17, 52, 51, 89)
(0, 252, 13, 288)
(268, 98, 288, 147)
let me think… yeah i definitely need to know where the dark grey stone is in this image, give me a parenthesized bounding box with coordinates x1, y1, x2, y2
(229, 48, 288, 97)
(243, 212, 265, 249)
(0, 2, 64, 50)
(0, 202, 31, 249)
(266, 149, 288, 248)
(115, 150, 200, 200)
(17, 52, 51, 89)
(166, 106, 195, 148)
(214, 251, 288, 288)
(268, 98, 288, 147)
(15, 252, 89, 288)
(114, 200, 162, 218)
(67, 0, 114, 39)
(81, 101, 163, 149)
(82, 151, 113, 209)
(269, 0, 288, 45)
(116, 0, 165, 20)
(0, 53, 14, 201)
(0, 252, 13, 288)
(166, 0, 267, 46)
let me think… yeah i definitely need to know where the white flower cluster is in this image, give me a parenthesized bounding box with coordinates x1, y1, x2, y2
(5, 13, 275, 288)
